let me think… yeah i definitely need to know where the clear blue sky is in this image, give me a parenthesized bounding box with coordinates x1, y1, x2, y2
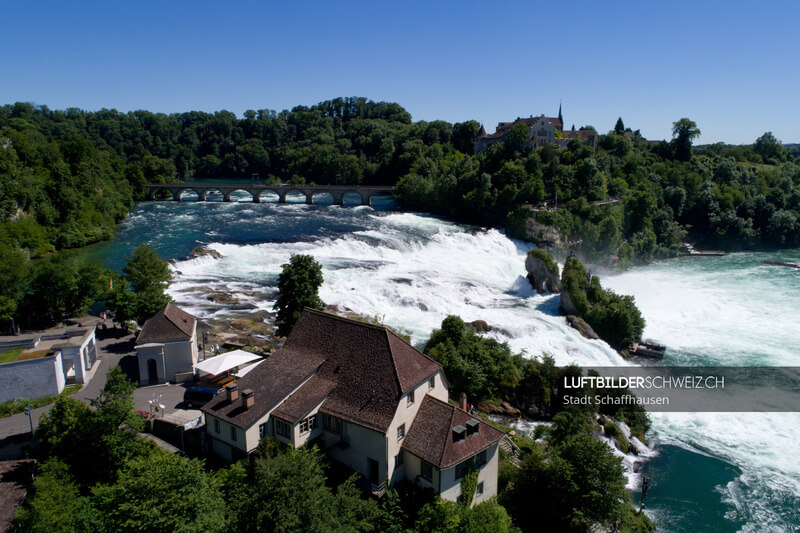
(1, 1, 798, 144)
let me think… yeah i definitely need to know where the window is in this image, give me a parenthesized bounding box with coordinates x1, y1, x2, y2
(395, 452, 404, 468)
(407, 389, 415, 406)
(476, 482, 484, 495)
(275, 418, 291, 438)
(230, 426, 237, 442)
(421, 461, 433, 482)
(259, 423, 268, 439)
(397, 423, 405, 440)
(429, 376, 435, 390)
(475, 449, 487, 467)
(299, 415, 317, 434)
(214, 418, 220, 433)
(455, 459, 470, 480)
(322, 414, 342, 434)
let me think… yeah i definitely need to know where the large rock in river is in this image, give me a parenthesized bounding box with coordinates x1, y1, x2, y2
(566, 315, 599, 340)
(560, 288, 578, 315)
(525, 249, 561, 294)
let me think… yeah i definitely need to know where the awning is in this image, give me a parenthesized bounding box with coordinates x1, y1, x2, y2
(194, 349, 262, 376)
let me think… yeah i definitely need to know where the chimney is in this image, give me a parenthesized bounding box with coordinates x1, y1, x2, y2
(242, 389, 254, 410)
(466, 419, 480, 436)
(459, 392, 468, 411)
(226, 383, 239, 403)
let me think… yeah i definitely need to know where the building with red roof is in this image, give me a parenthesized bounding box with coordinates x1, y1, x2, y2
(202, 309, 503, 503)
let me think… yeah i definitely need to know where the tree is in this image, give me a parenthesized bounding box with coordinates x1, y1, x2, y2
(273, 254, 324, 336)
(753, 131, 785, 163)
(239, 446, 378, 533)
(118, 244, 172, 325)
(671, 118, 701, 161)
(122, 244, 171, 294)
(92, 453, 227, 533)
(506, 123, 530, 150)
(614, 117, 625, 135)
(15, 459, 96, 533)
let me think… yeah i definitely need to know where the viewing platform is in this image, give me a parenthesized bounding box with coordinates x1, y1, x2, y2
(144, 183, 395, 206)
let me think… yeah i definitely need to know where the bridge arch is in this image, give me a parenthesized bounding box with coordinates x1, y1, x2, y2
(310, 191, 335, 206)
(283, 189, 310, 204)
(222, 188, 256, 203)
(174, 188, 201, 202)
(202, 188, 225, 201)
(342, 190, 367, 206)
(256, 189, 281, 203)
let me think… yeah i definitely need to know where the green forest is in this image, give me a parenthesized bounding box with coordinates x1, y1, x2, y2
(1, 98, 799, 330)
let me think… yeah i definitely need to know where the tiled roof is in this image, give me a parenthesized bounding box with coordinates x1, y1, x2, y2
(288, 310, 441, 432)
(204, 309, 442, 433)
(201, 348, 324, 429)
(402, 396, 504, 469)
(272, 374, 336, 424)
(136, 303, 196, 344)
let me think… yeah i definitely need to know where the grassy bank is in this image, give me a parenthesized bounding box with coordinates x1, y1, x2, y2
(0, 384, 82, 419)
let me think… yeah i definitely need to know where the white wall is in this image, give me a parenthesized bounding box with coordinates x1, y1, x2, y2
(136, 344, 166, 385)
(162, 340, 195, 382)
(438, 443, 500, 504)
(0, 352, 65, 403)
(387, 370, 448, 483)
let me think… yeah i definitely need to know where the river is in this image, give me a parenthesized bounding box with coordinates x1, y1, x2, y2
(87, 192, 800, 532)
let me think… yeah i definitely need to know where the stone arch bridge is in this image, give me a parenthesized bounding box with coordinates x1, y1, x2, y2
(145, 183, 395, 206)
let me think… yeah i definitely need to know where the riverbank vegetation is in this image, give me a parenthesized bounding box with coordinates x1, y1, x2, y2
(423, 315, 650, 438)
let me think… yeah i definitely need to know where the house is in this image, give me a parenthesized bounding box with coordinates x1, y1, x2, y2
(0, 328, 98, 403)
(202, 309, 504, 504)
(474, 106, 598, 152)
(135, 303, 198, 385)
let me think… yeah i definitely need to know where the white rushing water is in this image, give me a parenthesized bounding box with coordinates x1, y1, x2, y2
(170, 209, 628, 367)
(166, 206, 799, 531)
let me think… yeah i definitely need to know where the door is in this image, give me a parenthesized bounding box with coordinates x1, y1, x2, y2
(147, 358, 158, 385)
(367, 458, 380, 484)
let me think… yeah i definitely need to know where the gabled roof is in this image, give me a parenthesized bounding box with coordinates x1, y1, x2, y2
(272, 374, 337, 424)
(201, 348, 324, 429)
(136, 303, 196, 344)
(203, 309, 442, 433)
(285, 309, 441, 432)
(402, 396, 504, 469)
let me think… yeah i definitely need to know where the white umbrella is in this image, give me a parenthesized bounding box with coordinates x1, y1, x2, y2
(235, 359, 264, 378)
(195, 349, 261, 376)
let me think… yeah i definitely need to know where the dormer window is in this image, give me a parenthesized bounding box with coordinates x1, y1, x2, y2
(466, 419, 479, 436)
(452, 425, 466, 442)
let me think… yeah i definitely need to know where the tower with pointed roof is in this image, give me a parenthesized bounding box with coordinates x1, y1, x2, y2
(558, 102, 563, 130)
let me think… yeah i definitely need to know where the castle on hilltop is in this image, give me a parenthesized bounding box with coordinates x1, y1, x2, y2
(474, 105, 598, 153)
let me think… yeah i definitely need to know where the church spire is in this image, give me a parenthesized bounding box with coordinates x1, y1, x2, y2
(558, 101, 563, 128)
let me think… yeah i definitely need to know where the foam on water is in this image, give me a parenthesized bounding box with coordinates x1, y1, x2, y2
(170, 211, 626, 367)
